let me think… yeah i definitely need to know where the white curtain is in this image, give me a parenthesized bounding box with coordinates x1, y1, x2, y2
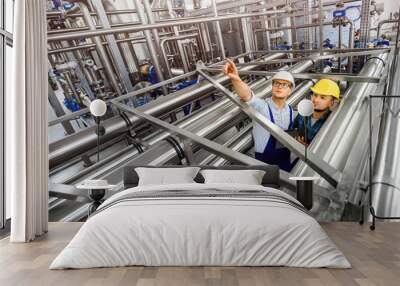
(6, 0, 48, 242)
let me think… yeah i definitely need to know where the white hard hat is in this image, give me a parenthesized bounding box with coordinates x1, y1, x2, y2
(272, 71, 295, 89)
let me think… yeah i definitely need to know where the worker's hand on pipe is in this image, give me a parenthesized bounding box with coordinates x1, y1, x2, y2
(223, 58, 241, 82)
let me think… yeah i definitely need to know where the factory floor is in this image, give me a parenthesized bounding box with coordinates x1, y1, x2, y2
(0, 222, 398, 286)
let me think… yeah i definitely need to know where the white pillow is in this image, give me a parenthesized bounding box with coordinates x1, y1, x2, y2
(135, 167, 201, 186)
(200, 169, 266, 185)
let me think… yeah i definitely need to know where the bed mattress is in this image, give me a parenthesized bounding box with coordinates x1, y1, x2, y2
(50, 183, 351, 269)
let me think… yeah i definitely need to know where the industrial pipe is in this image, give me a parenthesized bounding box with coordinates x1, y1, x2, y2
(166, 0, 191, 74)
(132, 0, 168, 95)
(371, 55, 400, 218)
(46, 8, 173, 19)
(376, 19, 399, 38)
(211, 0, 226, 59)
(47, 28, 200, 55)
(254, 20, 353, 51)
(160, 33, 199, 77)
(80, 2, 122, 95)
(47, 10, 288, 42)
(47, 22, 142, 35)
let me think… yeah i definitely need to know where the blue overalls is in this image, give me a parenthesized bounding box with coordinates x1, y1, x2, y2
(255, 102, 294, 172)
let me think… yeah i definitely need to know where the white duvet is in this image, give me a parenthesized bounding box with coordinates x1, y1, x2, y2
(50, 183, 351, 269)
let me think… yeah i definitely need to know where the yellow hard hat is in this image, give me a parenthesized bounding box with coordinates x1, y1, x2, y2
(310, 79, 340, 100)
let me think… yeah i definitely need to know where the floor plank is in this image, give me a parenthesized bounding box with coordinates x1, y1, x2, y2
(0, 222, 398, 286)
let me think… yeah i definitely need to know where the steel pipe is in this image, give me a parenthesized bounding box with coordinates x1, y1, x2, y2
(188, 0, 288, 17)
(211, 0, 226, 59)
(254, 20, 353, 51)
(160, 33, 198, 77)
(376, 19, 399, 38)
(199, 125, 253, 166)
(47, 22, 142, 35)
(91, 0, 134, 93)
(132, 0, 167, 95)
(166, 0, 191, 74)
(304, 0, 313, 50)
(47, 10, 287, 42)
(347, 22, 355, 73)
(80, 2, 122, 95)
(46, 8, 173, 19)
(142, 0, 170, 79)
(47, 29, 200, 55)
(371, 56, 400, 218)
(48, 43, 96, 55)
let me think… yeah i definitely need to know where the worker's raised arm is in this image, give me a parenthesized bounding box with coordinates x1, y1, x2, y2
(223, 59, 253, 102)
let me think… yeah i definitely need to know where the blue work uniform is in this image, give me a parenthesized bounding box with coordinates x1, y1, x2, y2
(248, 93, 294, 172)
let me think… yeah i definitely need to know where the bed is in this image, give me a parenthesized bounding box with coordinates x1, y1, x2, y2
(50, 165, 351, 269)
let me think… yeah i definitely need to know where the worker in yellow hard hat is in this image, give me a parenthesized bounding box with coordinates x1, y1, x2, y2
(293, 79, 340, 145)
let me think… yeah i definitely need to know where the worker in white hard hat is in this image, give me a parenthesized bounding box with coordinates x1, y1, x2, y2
(223, 58, 296, 172)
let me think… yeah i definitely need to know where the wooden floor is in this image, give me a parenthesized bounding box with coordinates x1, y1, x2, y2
(0, 222, 398, 286)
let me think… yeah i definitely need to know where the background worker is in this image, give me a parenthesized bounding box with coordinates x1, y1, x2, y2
(223, 58, 296, 172)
